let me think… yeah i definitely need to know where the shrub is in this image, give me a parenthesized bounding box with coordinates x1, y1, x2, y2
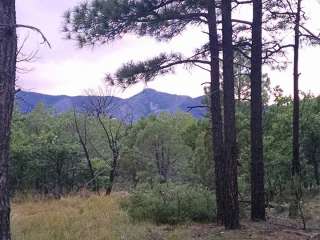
(121, 183, 216, 224)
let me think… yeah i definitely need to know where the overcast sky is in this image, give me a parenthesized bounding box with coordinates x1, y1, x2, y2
(16, 0, 320, 98)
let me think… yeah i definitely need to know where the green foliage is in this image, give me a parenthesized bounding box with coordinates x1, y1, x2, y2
(262, 93, 320, 203)
(10, 92, 320, 210)
(263, 98, 293, 202)
(10, 105, 82, 194)
(122, 183, 216, 224)
(106, 53, 183, 87)
(300, 95, 320, 187)
(10, 105, 215, 195)
(63, 0, 211, 88)
(120, 112, 197, 185)
(185, 120, 214, 188)
(63, 0, 205, 46)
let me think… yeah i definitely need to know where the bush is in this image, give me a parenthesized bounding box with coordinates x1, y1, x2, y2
(121, 183, 216, 224)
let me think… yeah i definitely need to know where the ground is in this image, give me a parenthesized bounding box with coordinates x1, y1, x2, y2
(11, 193, 320, 240)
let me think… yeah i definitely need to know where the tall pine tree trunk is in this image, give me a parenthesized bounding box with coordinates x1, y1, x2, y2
(289, 0, 302, 218)
(0, 0, 17, 239)
(292, 0, 301, 178)
(250, 0, 266, 221)
(207, 0, 224, 225)
(221, 0, 240, 229)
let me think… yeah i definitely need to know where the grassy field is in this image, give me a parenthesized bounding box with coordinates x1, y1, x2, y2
(12, 194, 151, 240)
(12, 193, 194, 240)
(11, 194, 319, 240)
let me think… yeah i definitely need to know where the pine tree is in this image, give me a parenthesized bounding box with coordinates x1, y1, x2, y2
(250, 0, 266, 221)
(207, 0, 224, 225)
(221, 0, 240, 229)
(0, 0, 17, 239)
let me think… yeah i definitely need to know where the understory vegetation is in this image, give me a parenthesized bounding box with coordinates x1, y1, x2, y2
(11, 193, 320, 240)
(122, 183, 215, 224)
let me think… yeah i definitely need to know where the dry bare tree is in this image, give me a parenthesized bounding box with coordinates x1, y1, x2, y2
(84, 87, 132, 195)
(73, 109, 99, 193)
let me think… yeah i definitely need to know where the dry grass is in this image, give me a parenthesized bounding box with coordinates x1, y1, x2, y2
(11, 194, 319, 240)
(12, 194, 152, 240)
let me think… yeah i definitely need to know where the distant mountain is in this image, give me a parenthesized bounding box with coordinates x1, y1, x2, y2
(15, 89, 206, 120)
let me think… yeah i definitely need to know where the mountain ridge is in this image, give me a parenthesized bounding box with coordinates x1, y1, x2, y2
(15, 89, 206, 120)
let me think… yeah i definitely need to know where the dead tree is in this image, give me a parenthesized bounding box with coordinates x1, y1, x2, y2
(85, 87, 131, 195)
(73, 109, 99, 192)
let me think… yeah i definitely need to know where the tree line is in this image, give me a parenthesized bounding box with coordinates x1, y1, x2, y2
(8, 87, 320, 225)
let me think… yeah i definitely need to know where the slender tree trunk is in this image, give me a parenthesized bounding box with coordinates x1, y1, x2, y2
(314, 159, 319, 186)
(292, 0, 302, 178)
(73, 112, 98, 192)
(207, 0, 224, 225)
(221, 0, 240, 229)
(58, 158, 65, 198)
(0, 0, 17, 239)
(250, 0, 266, 221)
(106, 150, 119, 195)
(314, 161, 320, 186)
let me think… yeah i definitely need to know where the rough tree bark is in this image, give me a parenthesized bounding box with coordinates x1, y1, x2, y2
(207, 0, 225, 225)
(250, 0, 266, 221)
(221, 0, 240, 229)
(0, 0, 17, 239)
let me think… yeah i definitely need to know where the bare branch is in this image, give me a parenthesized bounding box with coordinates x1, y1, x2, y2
(0, 24, 51, 48)
(187, 105, 209, 112)
(299, 25, 320, 42)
